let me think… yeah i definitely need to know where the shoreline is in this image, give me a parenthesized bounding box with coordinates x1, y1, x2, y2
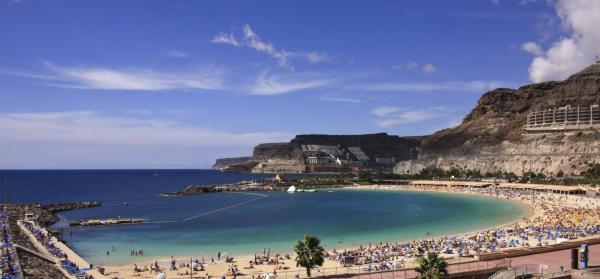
(344, 185, 539, 237)
(47, 182, 600, 278)
(94, 185, 536, 269)
(343, 185, 539, 251)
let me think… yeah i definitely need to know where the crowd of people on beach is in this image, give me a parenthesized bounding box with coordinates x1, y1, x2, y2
(129, 248, 292, 279)
(327, 185, 600, 268)
(0, 207, 22, 279)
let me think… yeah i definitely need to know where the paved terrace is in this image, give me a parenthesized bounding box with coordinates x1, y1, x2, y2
(347, 244, 600, 279)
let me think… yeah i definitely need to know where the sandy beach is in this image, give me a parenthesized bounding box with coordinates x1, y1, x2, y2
(99, 184, 553, 279)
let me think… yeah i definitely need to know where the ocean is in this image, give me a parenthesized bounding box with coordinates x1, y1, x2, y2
(0, 169, 532, 266)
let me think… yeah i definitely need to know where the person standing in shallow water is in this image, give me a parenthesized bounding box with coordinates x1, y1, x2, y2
(218, 251, 221, 261)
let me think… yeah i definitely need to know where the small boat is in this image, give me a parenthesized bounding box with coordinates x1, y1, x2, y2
(287, 186, 296, 193)
(296, 188, 317, 193)
(123, 202, 129, 206)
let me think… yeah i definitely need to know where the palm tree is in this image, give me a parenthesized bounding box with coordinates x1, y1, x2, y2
(294, 234, 325, 277)
(415, 252, 448, 279)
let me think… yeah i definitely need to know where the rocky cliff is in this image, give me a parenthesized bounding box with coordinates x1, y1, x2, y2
(395, 63, 600, 177)
(212, 157, 253, 170)
(215, 133, 422, 173)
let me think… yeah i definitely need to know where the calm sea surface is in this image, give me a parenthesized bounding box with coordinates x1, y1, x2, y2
(0, 169, 531, 266)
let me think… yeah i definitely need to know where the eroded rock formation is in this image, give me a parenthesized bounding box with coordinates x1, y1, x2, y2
(395, 63, 600, 176)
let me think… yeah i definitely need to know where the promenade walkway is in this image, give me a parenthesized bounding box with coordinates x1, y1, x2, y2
(346, 244, 600, 279)
(17, 220, 107, 279)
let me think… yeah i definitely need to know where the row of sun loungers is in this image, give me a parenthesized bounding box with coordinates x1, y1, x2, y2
(0, 208, 23, 279)
(21, 221, 95, 279)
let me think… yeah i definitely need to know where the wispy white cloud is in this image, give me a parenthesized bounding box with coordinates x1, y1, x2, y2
(525, 0, 600, 82)
(390, 62, 436, 74)
(5, 61, 224, 91)
(165, 50, 190, 58)
(211, 32, 241, 47)
(406, 62, 418, 70)
(306, 52, 329, 64)
(370, 106, 404, 117)
(319, 94, 363, 104)
(248, 71, 332, 95)
(356, 80, 509, 93)
(370, 106, 447, 128)
(421, 63, 436, 74)
(211, 24, 329, 68)
(0, 111, 289, 148)
(242, 25, 292, 67)
(521, 41, 543, 55)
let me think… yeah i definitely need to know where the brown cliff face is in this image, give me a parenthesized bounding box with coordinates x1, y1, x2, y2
(212, 157, 253, 170)
(421, 64, 600, 156)
(291, 133, 422, 161)
(215, 133, 424, 173)
(252, 142, 303, 161)
(397, 63, 600, 176)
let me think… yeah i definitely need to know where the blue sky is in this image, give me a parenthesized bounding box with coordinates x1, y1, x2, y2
(1, 0, 597, 169)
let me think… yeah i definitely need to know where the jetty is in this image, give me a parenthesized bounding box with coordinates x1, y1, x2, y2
(68, 217, 144, 227)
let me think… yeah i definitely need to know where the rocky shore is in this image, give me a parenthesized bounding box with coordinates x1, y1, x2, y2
(162, 182, 263, 196)
(38, 201, 101, 226)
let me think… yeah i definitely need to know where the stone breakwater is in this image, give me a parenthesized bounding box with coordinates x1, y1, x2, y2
(12, 201, 101, 227)
(162, 182, 269, 196)
(163, 182, 344, 196)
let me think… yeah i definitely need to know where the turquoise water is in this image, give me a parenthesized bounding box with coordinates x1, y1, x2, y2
(0, 170, 531, 266)
(58, 189, 530, 266)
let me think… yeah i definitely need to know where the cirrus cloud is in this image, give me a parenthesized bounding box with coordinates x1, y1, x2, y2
(370, 106, 448, 128)
(211, 24, 329, 68)
(248, 71, 333, 95)
(3, 61, 224, 91)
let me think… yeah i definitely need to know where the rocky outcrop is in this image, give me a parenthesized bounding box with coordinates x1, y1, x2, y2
(212, 157, 252, 170)
(395, 63, 600, 177)
(291, 133, 422, 161)
(251, 133, 423, 173)
(216, 133, 423, 173)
